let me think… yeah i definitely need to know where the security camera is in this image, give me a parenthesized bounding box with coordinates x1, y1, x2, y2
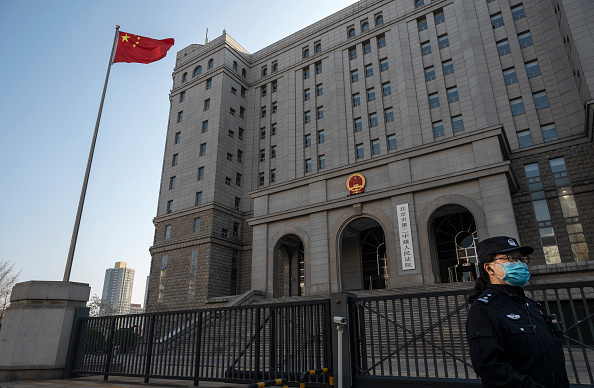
(333, 316, 347, 325)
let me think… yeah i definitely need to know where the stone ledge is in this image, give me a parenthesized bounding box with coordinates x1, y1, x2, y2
(530, 260, 594, 275)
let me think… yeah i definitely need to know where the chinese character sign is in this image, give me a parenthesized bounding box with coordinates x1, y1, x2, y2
(397, 203, 416, 270)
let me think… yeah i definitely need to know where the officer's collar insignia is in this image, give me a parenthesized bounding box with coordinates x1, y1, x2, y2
(478, 296, 490, 304)
(507, 313, 521, 320)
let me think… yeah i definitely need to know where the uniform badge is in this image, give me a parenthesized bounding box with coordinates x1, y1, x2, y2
(478, 297, 489, 304)
(508, 238, 518, 246)
(507, 313, 521, 320)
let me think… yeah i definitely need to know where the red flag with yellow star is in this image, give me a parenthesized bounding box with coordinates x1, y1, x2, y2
(113, 31, 174, 64)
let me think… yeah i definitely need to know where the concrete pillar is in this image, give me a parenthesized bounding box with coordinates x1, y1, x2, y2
(0, 281, 90, 380)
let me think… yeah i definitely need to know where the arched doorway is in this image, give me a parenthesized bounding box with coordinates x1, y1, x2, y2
(340, 217, 388, 291)
(431, 205, 479, 283)
(275, 234, 305, 297)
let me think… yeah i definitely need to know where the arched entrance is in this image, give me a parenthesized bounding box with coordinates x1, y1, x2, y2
(340, 217, 388, 291)
(431, 205, 479, 283)
(275, 234, 304, 297)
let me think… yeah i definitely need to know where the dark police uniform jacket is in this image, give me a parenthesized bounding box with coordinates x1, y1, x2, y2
(466, 284, 569, 388)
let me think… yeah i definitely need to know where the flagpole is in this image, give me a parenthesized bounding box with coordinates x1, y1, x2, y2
(63, 25, 120, 282)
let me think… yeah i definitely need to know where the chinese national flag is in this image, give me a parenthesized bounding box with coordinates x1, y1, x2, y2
(113, 31, 174, 64)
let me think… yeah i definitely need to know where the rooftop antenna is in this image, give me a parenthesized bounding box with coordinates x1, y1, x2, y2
(205, 28, 209, 44)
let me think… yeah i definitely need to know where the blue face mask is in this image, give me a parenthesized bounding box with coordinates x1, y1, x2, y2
(498, 261, 531, 287)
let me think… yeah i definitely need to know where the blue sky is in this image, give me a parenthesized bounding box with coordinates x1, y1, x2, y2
(0, 0, 354, 306)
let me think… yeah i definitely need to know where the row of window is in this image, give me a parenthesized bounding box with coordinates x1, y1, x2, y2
(352, 82, 392, 106)
(490, 4, 526, 30)
(355, 135, 399, 160)
(417, 9, 445, 31)
(163, 219, 241, 240)
(517, 123, 558, 148)
(181, 59, 214, 84)
(496, 30, 533, 56)
(349, 58, 389, 82)
(427, 86, 459, 108)
(509, 90, 550, 117)
(347, 14, 384, 38)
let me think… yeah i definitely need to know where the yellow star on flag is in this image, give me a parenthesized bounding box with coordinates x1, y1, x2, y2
(121, 34, 130, 42)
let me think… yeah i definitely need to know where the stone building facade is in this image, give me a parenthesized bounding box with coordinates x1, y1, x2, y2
(146, 0, 594, 312)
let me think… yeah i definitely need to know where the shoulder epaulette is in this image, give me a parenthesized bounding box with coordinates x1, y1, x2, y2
(477, 291, 497, 304)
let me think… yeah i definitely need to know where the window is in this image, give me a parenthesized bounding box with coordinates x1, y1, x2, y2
(518, 31, 533, 48)
(261, 66, 268, 77)
(305, 159, 312, 173)
(193, 66, 202, 77)
(517, 130, 533, 148)
(316, 62, 323, 74)
(201, 120, 208, 133)
(418, 17, 428, 31)
(541, 124, 558, 142)
(425, 66, 436, 81)
(319, 155, 326, 169)
(369, 113, 378, 127)
(372, 139, 380, 155)
(228, 129, 234, 138)
(206, 78, 212, 89)
(233, 61, 238, 71)
(241, 87, 246, 98)
(510, 98, 526, 116)
(158, 256, 167, 302)
(225, 177, 231, 186)
(351, 70, 359, 83)
(375, 15, 384, 26)
(240, 106, 245, 118)
(234, 197, 241, 210)
(367, 88, 376, 102)
(169, 176, 176, 189)
(272, 102, 278, 114)
(233, 222, 240, 237)
(167, 200, 173, 213)
(261, 128, 266, 139)
(452, 115, 464, 132)
(385, 108, 394, 122)
(421, 41, 432, 56)
(204, 99, 210, 111)
(177, 111, 183, 123)
(271, 146, 276, 158)
(304, 111, 311, 124)
(165, 224, 171, 238)
(497, 39, 511, 56)
(365, 64, 373, 77)
(350, 48, 357, 60)
(442, 60, 454, 76)
(525, 60, 541, 78)
(180, 91, 185, 102)
(318, 130, 325, 143)
(304, 67, 310, 79)
(348, 28, 356, 38)
(356, 143, 364, 159)
(270, 170, 276, 183)
(272, 80, 278, 92)
(380, 58, 389, 72)
(511, 4, 525, 20)
(377, 34, 386, 48)
(388, 134, 397, 150)
(434, 10, 445, 24)
(193, 218, 201, 233)
(429, 92, 440, 108)
(317, 84, 323, 96)
(271, 123, 277, 135)
(242, 68, 246, 78)
(447, 87, 459, 102)
(272, 62, 278, 72)
(227, 153, 233, 161)
(260, 149, 265, 162)
(317, 107, 324, 119)
(262, 87, 267, 97)
(200, 143, 206, 156)
(175, 132, 181, 144)
(303, 47, 310, 58)
(503, 68, 518, 85)
(182, 73, 187, 83)
(533, 91, 550, 109)
(355, 118, 363, 132)
(222, 229, 228, 238)
(236, 173, 242, 186)
(172, 154, 178, 166)
(491, 13, 504, 28)
(433, 121, 444, 137)
(305, 134, 312, 148)
(261, 107, 267, 118)
(259, 172, 265, 185)
(363, 42, 371, 54)
(382, 83, 391, 96)
(207, 59, 214, 69)
(195, 192, 202, 206)
(231, 87, 237, 95)
(230, 108, 235, 116)
(237, 150, 243, 163)
(239, 128, 244, 140)
(415, 0, 424, 8)
(304, 89, 311, 101)
(361, 22, 369, 32)
(438, 35, 449, 49)
(197, 167, 204, 181)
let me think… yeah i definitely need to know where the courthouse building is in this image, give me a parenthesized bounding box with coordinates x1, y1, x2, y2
(146, 0, 594, 312)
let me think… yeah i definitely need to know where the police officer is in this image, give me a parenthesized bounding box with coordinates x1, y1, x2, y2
(466, 236, 569, 388)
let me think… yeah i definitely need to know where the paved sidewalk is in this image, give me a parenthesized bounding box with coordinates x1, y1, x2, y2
(0, 376, 246, 388)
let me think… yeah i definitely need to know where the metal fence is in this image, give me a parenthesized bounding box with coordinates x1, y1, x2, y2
(349, 281, 594, 387)
(71, 300, 332, 386)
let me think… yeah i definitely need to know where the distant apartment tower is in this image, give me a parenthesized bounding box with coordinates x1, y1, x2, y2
(101, 261, 135, 315)
(129, 303, 143, 315)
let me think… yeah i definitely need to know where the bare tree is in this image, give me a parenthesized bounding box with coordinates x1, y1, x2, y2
(0, 260, 21, 324)
(87, 294, 118, 317)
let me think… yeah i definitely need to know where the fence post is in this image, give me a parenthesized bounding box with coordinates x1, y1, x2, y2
(330, 293, 354, 388)
(64, 306, 90, 378)
(193, 312, 203, 386)
(143, 315, 156, 384)
(255, 308, 261, 380)
(103, 317, 117, 380)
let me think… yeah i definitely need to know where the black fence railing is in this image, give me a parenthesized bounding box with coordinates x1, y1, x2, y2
(349, 281, 594, 387)
(71, 300, 332, 386)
